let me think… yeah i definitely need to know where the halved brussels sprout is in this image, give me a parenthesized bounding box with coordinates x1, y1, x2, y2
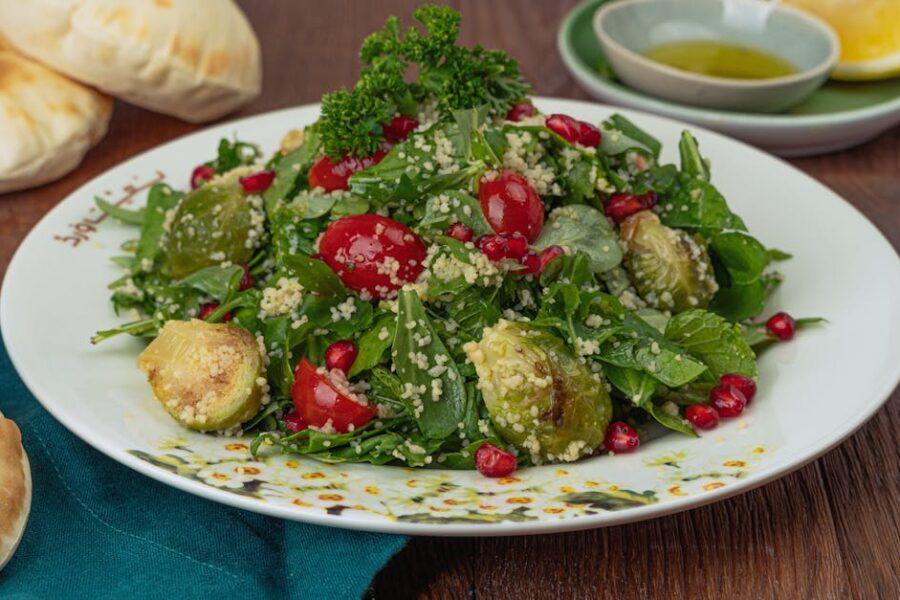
(138, 319, 264, 431)
(166, 170, 264, 279)
(619, 211, 717, 313)
(463, 320, 612, 464)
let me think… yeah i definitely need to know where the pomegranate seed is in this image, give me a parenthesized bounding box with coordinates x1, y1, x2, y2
(546, 113, 582, 144)
(577, 121, 602, 147)
(283, 411, 308, 433)
(474, 443, 517, 478)
(720, 374, 756, 403)
(685, 404, 719, 430)
(709, 385, 746, 418)
(383, 115, 419, 143)
(190, 165, 215, 189)
(446, 222, 474, 243)
(505, 102, 535, 122)
(539, 245, 565, 269)
(766, 312, 796, 341)
(476, 234, 507, 261)
(604, 421, 640, 454)
(325, 340, 359, 375)
(519, 250, 541, 274)
(501, 232, 529, 259)
(239, 170, 276, 193)
(239, 265, 253, 291)
(605, 192, 657, 224)
(198, 302, 232, 322)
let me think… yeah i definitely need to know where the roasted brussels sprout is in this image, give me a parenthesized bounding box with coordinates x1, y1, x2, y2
(137, 319, 264, 431)
(166, 170, 265, 279)
(619, 211, 717, 312)
(463, 320, 612, 464)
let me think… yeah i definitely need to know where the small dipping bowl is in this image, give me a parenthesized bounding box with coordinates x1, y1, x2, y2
(593, 0, 840, 112)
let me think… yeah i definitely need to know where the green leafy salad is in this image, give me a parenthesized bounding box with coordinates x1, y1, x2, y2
(95, 6, 819, 477)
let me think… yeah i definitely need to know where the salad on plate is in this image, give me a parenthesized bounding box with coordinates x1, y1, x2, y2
(93, 6, 818, 478)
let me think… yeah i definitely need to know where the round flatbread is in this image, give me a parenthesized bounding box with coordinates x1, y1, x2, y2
(0, 0, 262, 123)
(0, 43, 112, 194)
(0, 410, 31, 571)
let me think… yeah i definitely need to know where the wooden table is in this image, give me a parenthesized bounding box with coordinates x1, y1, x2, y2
(1, 2, 897, 598)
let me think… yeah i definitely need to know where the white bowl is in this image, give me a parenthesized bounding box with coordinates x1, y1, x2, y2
(594, 0, 840, 112)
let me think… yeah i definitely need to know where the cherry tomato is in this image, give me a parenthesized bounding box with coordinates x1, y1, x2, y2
(383, 115, 419, 143)
(478, 170, 544, 243)
(317, 214, 427, 298)
(505, 102, 536, 122)
(308, 149, 387, 192)
(291, 358, 375, 433)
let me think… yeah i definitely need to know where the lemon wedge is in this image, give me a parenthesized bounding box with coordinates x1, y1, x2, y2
(786, 0, 900, 81)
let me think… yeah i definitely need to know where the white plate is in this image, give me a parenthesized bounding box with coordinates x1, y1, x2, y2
(2, 99, 898, 536)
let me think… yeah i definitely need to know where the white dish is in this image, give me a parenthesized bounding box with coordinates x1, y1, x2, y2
(2, 98, 898, 536)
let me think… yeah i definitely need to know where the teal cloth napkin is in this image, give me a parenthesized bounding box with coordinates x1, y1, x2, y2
(0, 335, 407, 599)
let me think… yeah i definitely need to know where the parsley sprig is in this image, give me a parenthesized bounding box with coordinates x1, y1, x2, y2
(319, 5, 531, 159)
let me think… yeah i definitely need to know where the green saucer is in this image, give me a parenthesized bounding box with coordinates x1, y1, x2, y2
(559, 0, 900, 156)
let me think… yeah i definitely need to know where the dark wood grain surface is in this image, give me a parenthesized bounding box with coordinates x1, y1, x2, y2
(1, 2, 897, 598)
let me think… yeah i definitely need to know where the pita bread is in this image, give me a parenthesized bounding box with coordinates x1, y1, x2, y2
(0, 410, 31, 571)
(0, 46, 112, 194)
(0, 0, 262, 123)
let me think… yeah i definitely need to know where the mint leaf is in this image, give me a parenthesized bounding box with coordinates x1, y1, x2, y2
(665, 309, 758, 379)
(392, 290, 466, 439)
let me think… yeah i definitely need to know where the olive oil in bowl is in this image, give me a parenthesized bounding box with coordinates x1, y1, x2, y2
(644, 40, 797, 80)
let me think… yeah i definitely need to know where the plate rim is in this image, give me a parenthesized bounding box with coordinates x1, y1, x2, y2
(2, 98, 898, 537)
(558, 0, 900, 129)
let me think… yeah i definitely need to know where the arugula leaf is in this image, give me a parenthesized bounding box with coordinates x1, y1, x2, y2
(656, 173, 746, 231)
(709, 231, 769, 285)
(348, 313, 397, 376)
(174, 265, 243, 301)
(209, 138, 262, 174)
(263, 125, 322, 212)
(603, 114, 661, 159)
(95, 197, 145, 226)
(678, 131, 710, 181)
(349, 123, 479, 206)
(665, 309, 758, 379)
(280, 254, 346, 296)
(392, 289, 467, 439)
(418, 190, 492, 236)
(290, 189, 339, 219)
(535, 205, 622, 274)
(135, 184, 184, 270)
(561, 159, 597, 204)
